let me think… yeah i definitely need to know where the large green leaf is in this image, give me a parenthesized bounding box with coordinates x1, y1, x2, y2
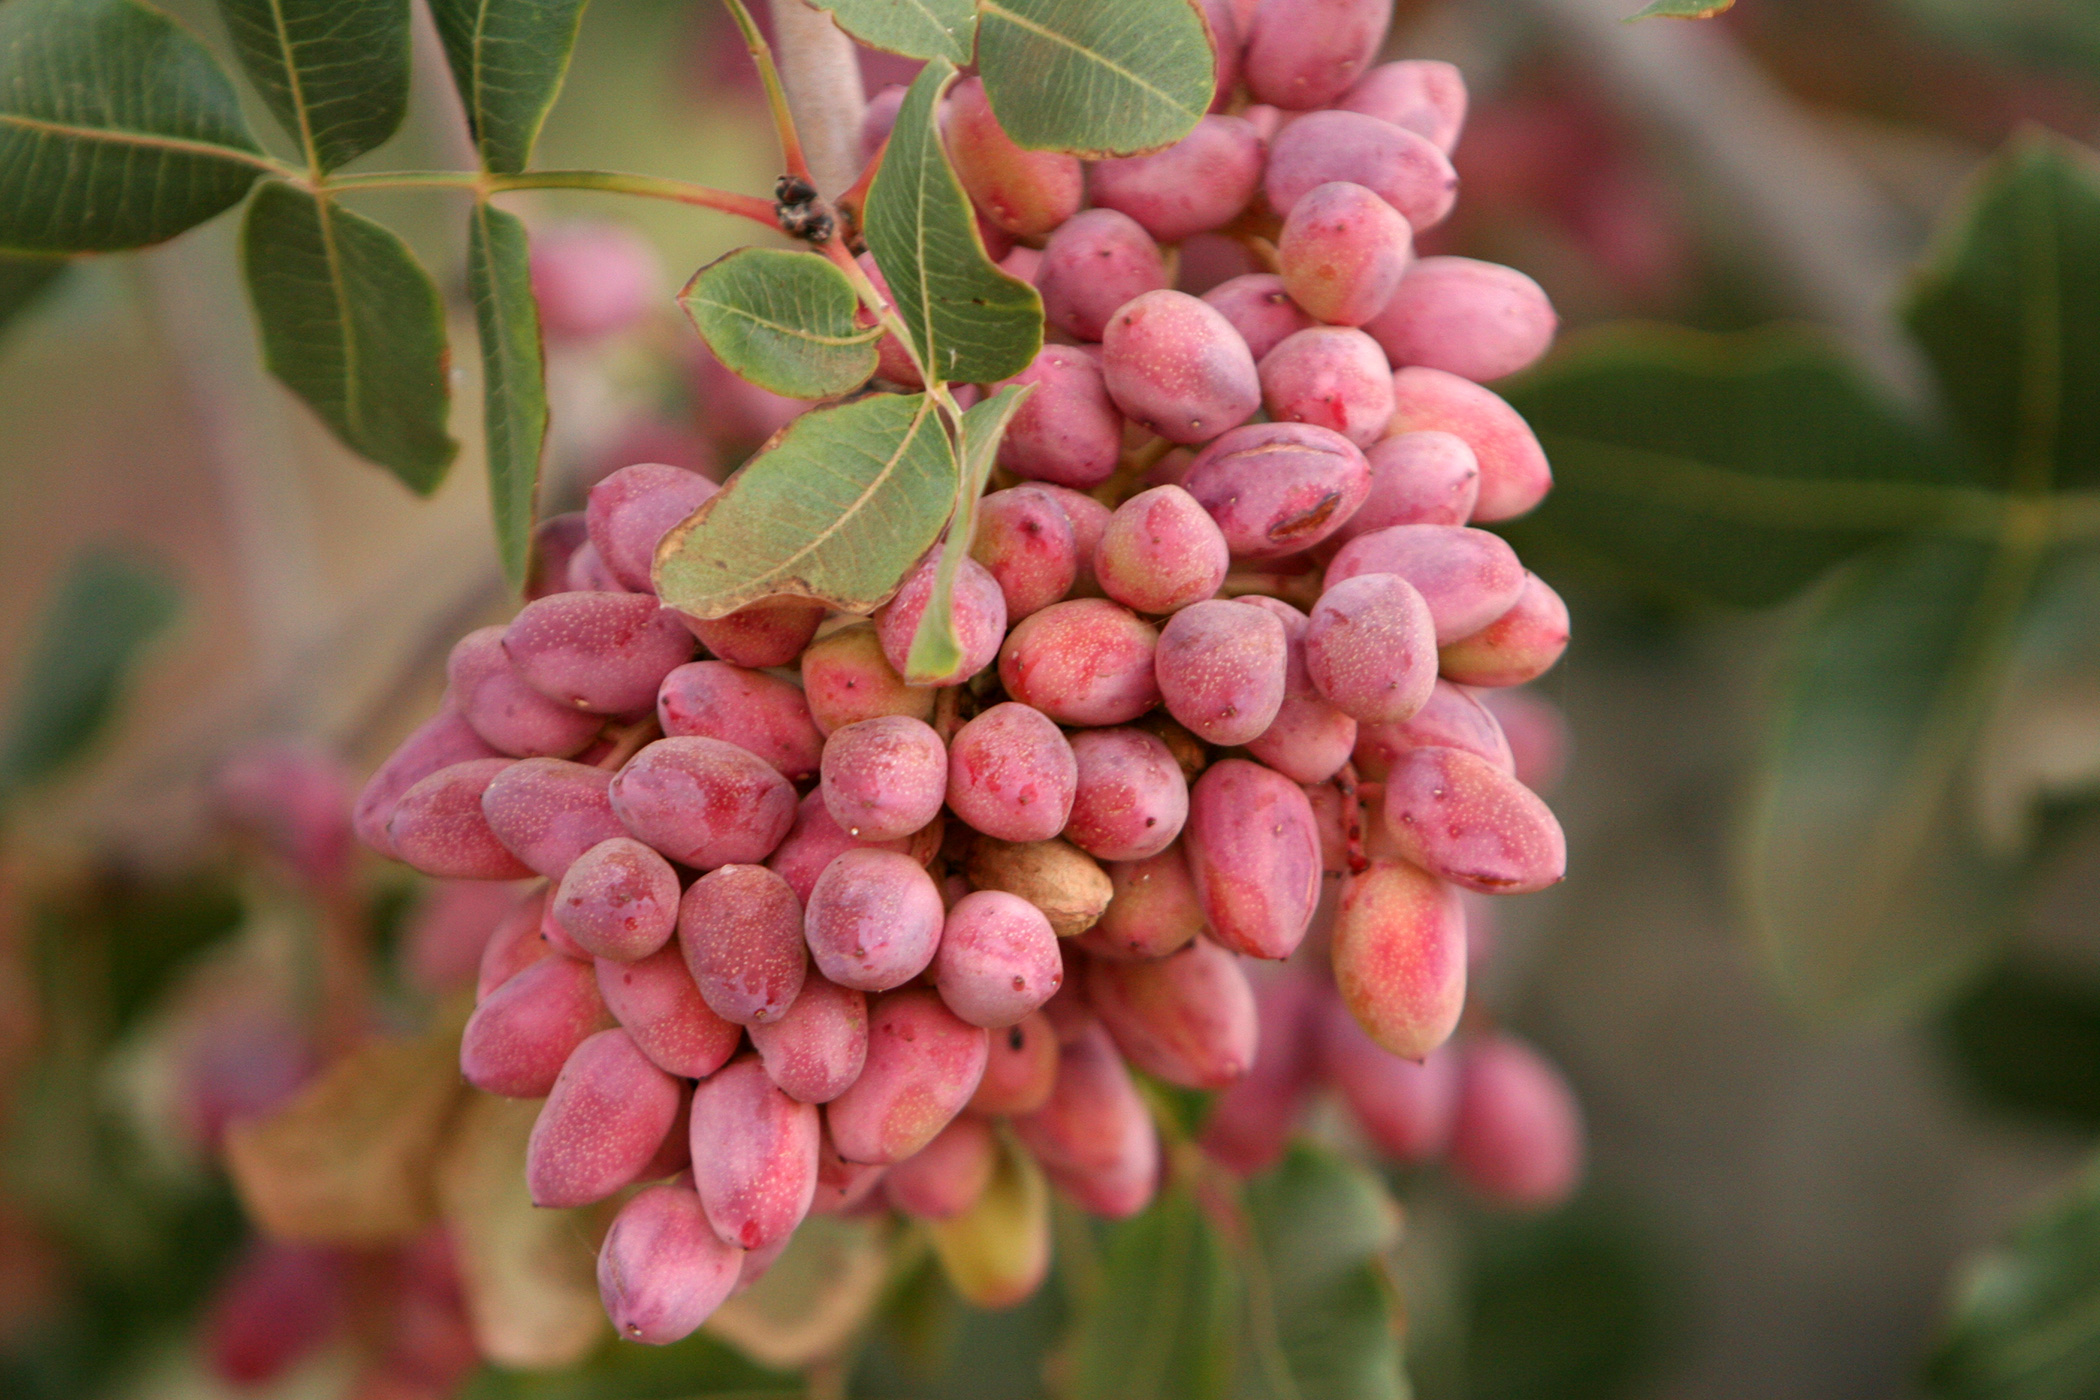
(461, 1332, 801, 1399)
(1066, 1187, 1235, 1400)
(0, 255, 68, 338)
(1504, 324, 1957, 608)
(655, 393, 956, 619)
(1232, 1146, 1406, 1400)
(975, 0, 1213, 157)
(905, 384, 1034, 682)
(467, 200, 546, 591)
(1928, 1151, 2100, 1400)
(216, 0, 409, 172)
(1905, 133, 2100, 490)
(0, 0, 267, 253)
(0, 549, 179, 800)
(1746, 537, 2032, 1017)
(427, 0, 592, 174)
(242, 182, 458, 492)
(678, 248, 880, 402)
(862, 59, 1042, 386)
(818, 0, 974, 62)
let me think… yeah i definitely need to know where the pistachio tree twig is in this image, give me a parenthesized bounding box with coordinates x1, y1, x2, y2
(768, 0, 870, 198)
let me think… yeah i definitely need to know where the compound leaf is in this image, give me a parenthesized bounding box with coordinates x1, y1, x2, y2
(0, 0, 266, 253)
(216, 0, 409, 172)
(655, 393, 955, 619)
(679, 247, 880, 402)
(862, 59, 1042, 386)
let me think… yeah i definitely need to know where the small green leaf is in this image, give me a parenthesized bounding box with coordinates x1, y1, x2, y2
(0, 548, 179, 799)
(1747, 537, 2032, 1017)
(976, 0, 1214, 157)
(863, 59, 1043, 386)
(906, 384, 1034, 682)
(1066, 1187, 1236, 1400)
(0, 255, 68, 338)
(243, 182, 458, 493)
(216, 0, 409, 172)
(428, 0, 592, 174)
(1626, 0, 1735, 17)
(1504, 324, 1959, 608)
(0, 0, 266, 253)
(817, 0, 974, 61)
(468, 201, 547, 592)
(1942, 956, 2100, 1133)
(656, 393, 956, 619)
(1905, 132, 2100, 490)
(679, 248, 881, 402)
(1232, 1146, 1406, 1400)
(1928, 1150, 2100, 1400)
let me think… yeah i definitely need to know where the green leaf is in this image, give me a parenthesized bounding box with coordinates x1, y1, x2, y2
(975, 0, 1214, 157)
(1232, 1146, 1406, 1400)
(905, 384, 1034, 683)
(1897, 0, 2100, 77)
(0, 548, 179, 799)
(1626, 0, 1735, 17)
(0, 255, 68, 338)
(817, 0, 974, 62)
(461, 1332, 802, 1399)
(1504, 323, 1959, 608)
(1928, 1151, 2100, 1400)
(1746, 537, 2035, 1017)
(467, 201, 547, 592)
(428, 0, 592, 174)
(1905, 132, 2100, 490)
(678, 248, 881, 402)
(242, 181, 458, 493)
(862, 59, 1043, 386)
(0, 0, 266, 253)
(215, 0, 409, 172)
(1942, 956, 2100, 1133)
(655, 393, 956, 619)
(1066, 1187, 1236, 1400)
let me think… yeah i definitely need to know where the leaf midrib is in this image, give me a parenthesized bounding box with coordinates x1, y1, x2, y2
(691, 295, 883, 348)
(261, 0, 322, 174)
(978, 0, 1201, 117)
(0, 111, 275, 168)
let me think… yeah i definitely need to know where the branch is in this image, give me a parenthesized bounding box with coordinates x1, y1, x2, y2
(767, 0, 869, 198)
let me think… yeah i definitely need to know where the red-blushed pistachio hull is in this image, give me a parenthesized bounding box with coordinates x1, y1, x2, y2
(595, 944, 741, 1080)
(528, 510, 589, 600)
(999, 599, 1162, 726)
(798, 622, 936, 738)
(1086, 938, 1259, 1089)
(967, 1010, 1061, 1116)
(942, 75, 1083, 238)
(1338, 60, 1468, 151)
(972, 486, 1081, 619)
(1185, 759, 1323, 959)
(1386, 367, 1552, 522)
(688, 1056, 820, 1251)
(1037, 208, 1171, 342)
(933, 891, 1064, 1029)
(609, 737, 797, 870)
(1243, 0, 1391, 110)
(526, 1028, 683, 1208)
(1438, 572, 1571, 688)
(748, 975, 868, 1104)
(826, 989, 990, 1165)
(876, 555, 1008, 687)
(1265, 110, 1458, 230)
(1364, 256, 1557, 385)
(354, 706, 502, 857)
(553, 837, 681, 961)
(460, 954, 612, 1098)
(1278, 183, 1414, 328)
(1202, 970, 1321, 1174)
(994, 348, 1125, 490)
(480, 758, 626, 879)
(388, 759, 531, 880)
(1323, 524, 1526, 645)
(1204, 273, 1318, 362)
(1241, 596, 1360, 784)
(946, 702, 1079, 844)
(1075, 844, 1207, 962)
(503, 591, 694, 714)
(1354, 678, 1513, 781)
(1305, 572, 1439, 723)
(1100, 290, 1261, 446)
(1449, 1034, 1586, 1209)
(587, 463, 718, 593)
(657, 661, 824, 780)
(1382, 745, 1566, 894)
(448, 626, 604, 759)
(884, 1114, 998, 1220)
(678, 863, 807, 1027)
(766, 788, 939, 903)
(1314, 989, 1458, 1161)
(1184, 422, 1372, 560)
(680, 598, 827, 669)
(805, 848, 946, 991)
(476, 884, 554, 1001)
(809, 1126, 888, 1216)
(1064, 727, 1188, 862)
(1329, 859, 1466, 1059)
(597, 1178, 744, 1345)
(1260, 325, 1398, 445)
(820, 715, 949, 842)
(1011, 1022, 1158, 1218)
(1090, 115, 1266, 244)
(1333, 431, 1481, 541)
(1156, 599, 1289, 747)
(634, 1085, 694, 1183)
(1093, 486, 1231, 617)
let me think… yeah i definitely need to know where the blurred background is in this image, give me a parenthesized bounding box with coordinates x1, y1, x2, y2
(4, 0, 2099, 1397)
